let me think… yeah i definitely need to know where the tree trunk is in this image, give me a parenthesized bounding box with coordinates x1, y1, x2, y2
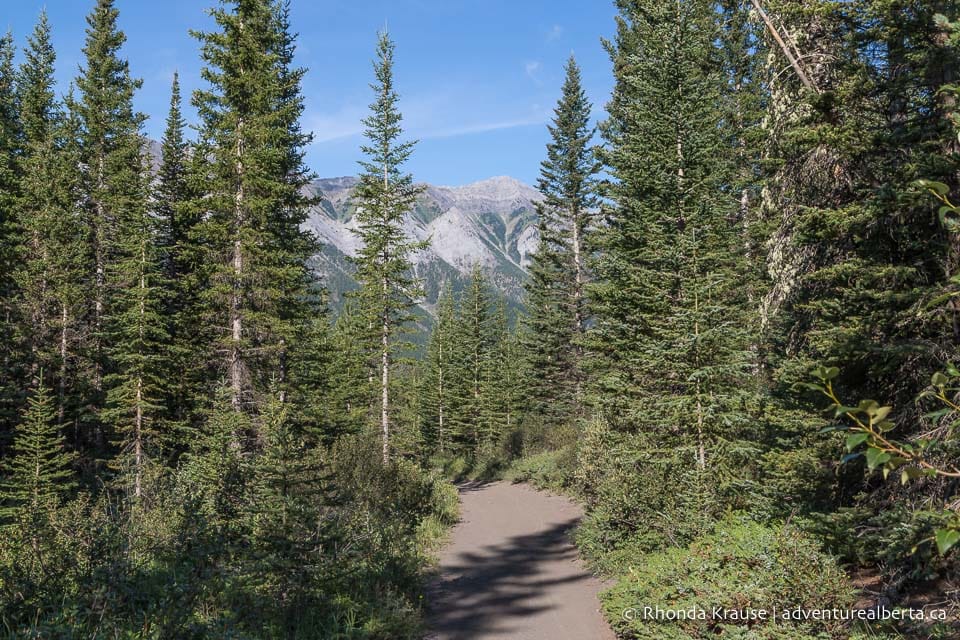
(58, 303, 68, 424)
(230, 117, 245, 413)
(381, 300, 390, 464)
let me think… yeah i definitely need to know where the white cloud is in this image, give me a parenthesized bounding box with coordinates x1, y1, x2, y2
(422, 117, 546, 139)
(307, 90, 550, 146)
(524, 60, 542, 83)
(306, 105, 367, 143)
(546, 24, 564, 42)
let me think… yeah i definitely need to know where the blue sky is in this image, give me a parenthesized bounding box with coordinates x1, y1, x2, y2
(3, 1, 616, 186)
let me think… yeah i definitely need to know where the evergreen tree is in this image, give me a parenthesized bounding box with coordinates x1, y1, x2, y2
(479, 300, 513, 448)
(247, 387, 327, 614)
(192, 0, 316, 417)
(524, 56, 599, 425)
(14, 13, 89, 433)
(449, 265, 494, 453)
(154, 73, 206, 444)
(101, 135, 167, 499)
(421, 284, 456, 455)
(588, 0, 760, 540)
(75, 0, 146, 459)
(0, 376, 76, 521)
(350, 32, 427, 463)
(324, 302, 377, 438)
(0, 31, 21, 443)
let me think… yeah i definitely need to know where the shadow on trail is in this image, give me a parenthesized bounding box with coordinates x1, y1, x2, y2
(455, 480, 494, 494)
(427, 516, 591, 639)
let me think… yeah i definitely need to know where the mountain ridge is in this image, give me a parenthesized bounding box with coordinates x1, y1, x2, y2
(304, 174, 542, 317)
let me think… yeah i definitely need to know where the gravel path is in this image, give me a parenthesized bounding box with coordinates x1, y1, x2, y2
(425, 481, 616, 640)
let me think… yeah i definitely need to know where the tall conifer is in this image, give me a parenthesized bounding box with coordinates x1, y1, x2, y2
(14, 14, 89, 433)
(421, 284, 456, 455)
(589, 0, 760, 535)
(75, 0, 146, 460)
(524, 56, 599, 424)
(193, 0, 316, 418)
(350, 32, 426, 463)
(0, 32, 21, 440)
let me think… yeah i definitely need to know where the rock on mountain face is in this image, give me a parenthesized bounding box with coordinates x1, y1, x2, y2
(303, 176, 541, 317)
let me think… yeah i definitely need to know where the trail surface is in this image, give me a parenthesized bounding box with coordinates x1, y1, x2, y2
(426, 481, 616, 640)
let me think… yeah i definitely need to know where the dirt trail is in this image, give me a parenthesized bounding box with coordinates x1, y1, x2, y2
(426, 481, 616, 640)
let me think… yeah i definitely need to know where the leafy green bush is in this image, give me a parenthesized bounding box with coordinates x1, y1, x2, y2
(0, 433, 458, 639)
(600, 516, 856, 640)
(504, 447, 577, 492)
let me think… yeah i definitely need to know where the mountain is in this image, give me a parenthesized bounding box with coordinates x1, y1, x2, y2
(303, 175, 542, 319)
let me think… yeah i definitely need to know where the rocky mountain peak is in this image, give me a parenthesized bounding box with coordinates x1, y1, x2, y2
(304, 175, 541, 317)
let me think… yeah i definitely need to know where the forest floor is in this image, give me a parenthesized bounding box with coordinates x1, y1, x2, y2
(424, 480, 615, 640)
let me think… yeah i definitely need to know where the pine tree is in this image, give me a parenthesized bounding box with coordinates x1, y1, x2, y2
(0, 376, 76, 521)
(350, 32, 427, 463)
(192, 0, 316, 417)
(421, 284, 456, 455)
(589, 0, 760, 537)
(524, 56, 599, 425)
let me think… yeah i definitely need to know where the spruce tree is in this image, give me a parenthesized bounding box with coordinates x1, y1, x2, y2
(0, 376, 76, 521)
(449, 265, 494, 453)
(14, 13, 89, 432)
(75, 0, 146, 458)
(589, 0, 760, 539)
(193, 0, 316, 417)
(524, 56, 599, 425)
(350, 32, 427, 463)
(479, 300, 513, 449)
(154, 73, 206, 444)
(322, 302, 376, 439)
(101, 134, 167, 499)
(0, 32, 21, 441)
(421, 284, 456, 455)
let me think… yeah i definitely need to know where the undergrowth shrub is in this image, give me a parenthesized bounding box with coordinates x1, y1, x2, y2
(0, 433, 457, 639)
(600, 515, 857, 640)
(504, 447, 577, 492)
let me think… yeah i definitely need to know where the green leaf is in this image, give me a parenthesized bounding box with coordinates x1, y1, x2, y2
(840, 452, 862, 464)
(833, 405, 858, 418)
(857, 400, 880, 414)
(923, 408, 952, 421)
(845, 433, 869, 451)
(812, 366, 839, 382)
(870, 406, 892, 421)
(932, 372, 949, 387)
(935, 528, 960, 555)
(865, 447, 891, 471)
(901, 468, 923, 485)
(875, 420, 896, 433)
(819, 425, 846, 434)
(916, 179, 951, 196)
